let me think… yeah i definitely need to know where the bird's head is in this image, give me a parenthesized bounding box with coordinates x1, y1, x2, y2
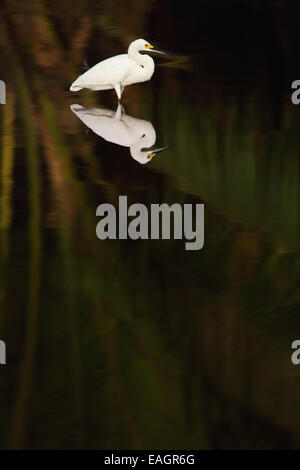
(128, 39, 171, 56)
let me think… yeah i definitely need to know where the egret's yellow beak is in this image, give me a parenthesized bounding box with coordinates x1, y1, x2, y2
(145, 44, 154, 49)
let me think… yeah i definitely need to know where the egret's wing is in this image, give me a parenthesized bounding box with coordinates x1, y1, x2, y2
(70, 54, 131, 90)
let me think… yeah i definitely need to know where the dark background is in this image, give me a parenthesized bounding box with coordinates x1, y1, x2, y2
(0, 0, 300, 449)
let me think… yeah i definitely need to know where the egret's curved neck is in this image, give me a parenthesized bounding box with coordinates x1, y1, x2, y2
(128, 45, 149, 65)
(130, 143, 149, 163)
(128, 43, 139, 58)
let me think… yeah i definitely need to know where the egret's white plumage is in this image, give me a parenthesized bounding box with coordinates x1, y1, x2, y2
(71, 104, 172, 164)
(70, 39, 168, 100)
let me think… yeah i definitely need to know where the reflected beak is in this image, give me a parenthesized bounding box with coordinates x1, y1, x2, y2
(147, 144, 175, 159)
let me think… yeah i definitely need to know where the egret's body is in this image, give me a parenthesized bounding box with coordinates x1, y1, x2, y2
(70, 39, 167, 100)
(71, 104, 171, 164)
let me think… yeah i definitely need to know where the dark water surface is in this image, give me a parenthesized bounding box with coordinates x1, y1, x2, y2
(1, 0, 300, 449)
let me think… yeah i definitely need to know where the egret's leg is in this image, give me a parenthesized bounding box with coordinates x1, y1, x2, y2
(114, 103, 123, 120)
(114, 83, 122, 101)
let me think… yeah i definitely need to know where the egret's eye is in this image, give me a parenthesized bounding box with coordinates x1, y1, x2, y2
(145, 43, 154, 49)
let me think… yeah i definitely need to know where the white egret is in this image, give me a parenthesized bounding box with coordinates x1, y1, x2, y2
(70, 104, 172, 164)
(70, 39, 170, 100)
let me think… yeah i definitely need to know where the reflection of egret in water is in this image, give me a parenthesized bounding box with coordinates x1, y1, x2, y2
(71, 104, 173, 164)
